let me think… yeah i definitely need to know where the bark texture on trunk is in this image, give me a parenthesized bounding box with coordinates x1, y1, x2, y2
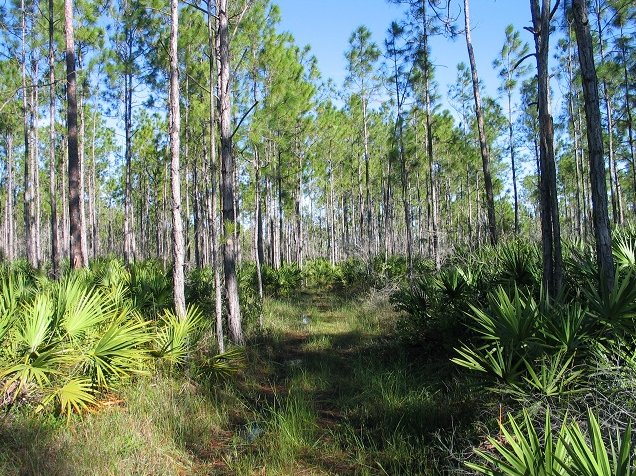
(531, 0, 562, 297)
(217, 0, 243, 345)
(572, 0, 614, 287)
(464, 0, 497, 246)
(65, 0, 83, 269)
(169, 0, 187, 319)
(49, 0, 59, 277)
(207, 0, 224, 352)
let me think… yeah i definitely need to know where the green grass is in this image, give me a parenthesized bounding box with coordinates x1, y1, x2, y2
(0, 287, 481, 475)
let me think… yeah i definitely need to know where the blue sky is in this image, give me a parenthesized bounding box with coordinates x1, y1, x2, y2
(273, 0, 539, 110)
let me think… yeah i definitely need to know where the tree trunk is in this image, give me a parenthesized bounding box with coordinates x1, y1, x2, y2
(572, 0, 614, 287)
(77, 56, 89, 267)
(21, 0, 33, 266)
(169, 0, 187, 320)
(530, 0, 562, 298)
(421, 8, 440, 269)
(49, 0, 59, 277)
(217, 0, 243, 345)
(65, 0, 83, 269)
(31, 58, 41, 267)
(123, 37, 135, 265)
(6, 134, 14, 262)
(464, 0, 497, 246)
(207, 0, 224, 352)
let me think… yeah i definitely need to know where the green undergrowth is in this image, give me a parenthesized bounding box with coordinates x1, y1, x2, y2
(0, 285, 482, 475)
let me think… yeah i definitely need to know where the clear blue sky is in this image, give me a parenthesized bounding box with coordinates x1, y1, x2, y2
(273, 0, 539, 110)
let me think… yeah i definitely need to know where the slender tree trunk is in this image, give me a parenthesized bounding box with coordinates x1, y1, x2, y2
(422, 16, 439, 269)
(530, 0, 562, 297)
(464, 0, 497, 246)
(61, 130, 69, 258)
(594, 1, 623, 225)
(169, 0, 186, 320)
(77, 56, 89, 267)
(21, 0, 33, 265)
(31, 58, 41, 267)
(508, 92, 519, 234)
(123, 40, 135, 265)
(6, 135, 14, 262)
(217, 0, 243, 345)
(90, 103, 98, 258)
(207, 0, 224, 352)
(572, 0, 614, 287)
(65, 0, 83, 269)
(49, 0, 59, 277)
(254, 148, 264, 327)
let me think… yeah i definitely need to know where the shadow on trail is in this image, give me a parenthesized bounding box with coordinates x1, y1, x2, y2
(241, 293, 481, 475)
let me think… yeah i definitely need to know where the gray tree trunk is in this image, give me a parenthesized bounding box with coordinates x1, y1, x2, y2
(169, 0, 187, 319)
(65, 0, 83, 269)
(217, 0, 243, 345)
(207, 0, 225, 352)
(49, 0, 59, 277)
(530, 0, 562, 297)
(464, 0, 497, 246)
(572, 0, 614, 287)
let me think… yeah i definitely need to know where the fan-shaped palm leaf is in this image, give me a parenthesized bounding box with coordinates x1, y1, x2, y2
(151, 305, 203, 365)
(83, 309, 150, 389)
(18, 293, 54, 354)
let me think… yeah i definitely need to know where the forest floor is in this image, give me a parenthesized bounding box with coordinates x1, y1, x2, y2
(0, 288, 482, 475)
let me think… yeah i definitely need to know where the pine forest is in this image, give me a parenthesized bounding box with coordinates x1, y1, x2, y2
(1, 0, 636, 474)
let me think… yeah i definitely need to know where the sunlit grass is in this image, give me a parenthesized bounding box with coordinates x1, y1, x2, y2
(0, 286, 478, 475)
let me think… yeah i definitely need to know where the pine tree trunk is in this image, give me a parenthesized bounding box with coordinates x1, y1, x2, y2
(530, 0, 563, 298)
(65, 0, 83, 269)
(422, 18, 439, 269)
(6, 134, 14, 262)
(169, 0, 186, 320)
(77, 65, 89, 266)
(49, 0, 59, 276)
(123, 43, 135, 264)
(464, 0, 497, 246)
(31, 59, 41, 267)
(573, 0, 614, 287)
(22, 0, 33, 265)
(217, 0, 243, 345)
(207, 0, 224, 352)
(90, 105, 98, 259)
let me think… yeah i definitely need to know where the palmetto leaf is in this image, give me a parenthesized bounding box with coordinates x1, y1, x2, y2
(200, 346, 247, 381)
(468, 286, 539, 349)
(434, 267, 471, 300)
(1, 348, 61, 398)
(560, 409, 633, 476)
(17, 293, 54, 354)
(466, 408, 569, 476)
(539, 302, 591, 353)
(42, 378, 97, 422)
(83, 309, 150, 389)
(56, 278, 112, 340)
(583, 270, 636, 331)
(151, 305, 203, 365)
(451, 342, 525, 386)
(522, 351, 584, 397)
(613, 236, 636, 270)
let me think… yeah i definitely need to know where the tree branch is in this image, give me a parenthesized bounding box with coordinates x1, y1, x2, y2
(549, 0, 561, 21)
(231, 100, 258, 139)
(0, 78, 67, 114)
(513, 53, 536, 71)
(182, 0, 214, 17)
(185, 71, 212, 95)
(230, 0, 253, 45)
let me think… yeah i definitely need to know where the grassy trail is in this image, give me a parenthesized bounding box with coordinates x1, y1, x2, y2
(219, 289, 476, 475)
(0, 289, 477, 475)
